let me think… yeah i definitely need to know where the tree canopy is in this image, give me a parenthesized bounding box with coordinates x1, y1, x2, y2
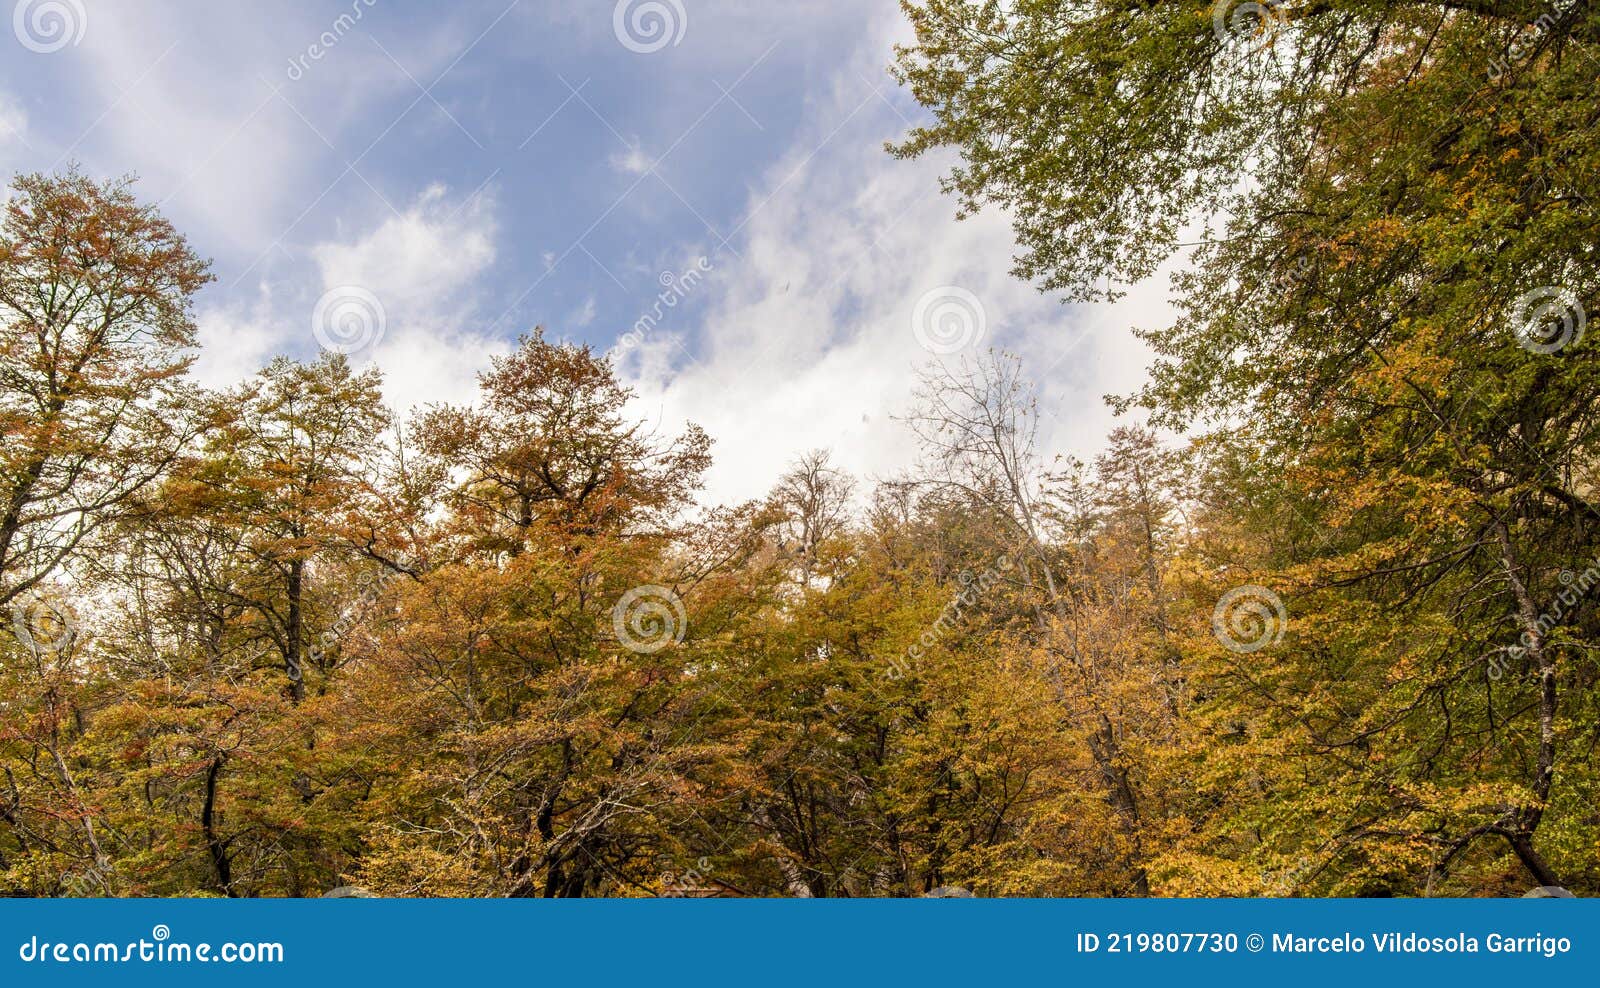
(3, 0, 1598, 896)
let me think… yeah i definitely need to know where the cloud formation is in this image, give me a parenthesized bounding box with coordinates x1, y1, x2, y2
(607, 10, 1169, 505)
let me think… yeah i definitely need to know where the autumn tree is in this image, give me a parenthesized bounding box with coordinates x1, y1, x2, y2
(347, 331, 732, 897)
(0, 170, 211, 611)
(894, 0, 1599, 893)
(196, 354, 393, 700)
(769, 449, 855, 583)
(0, 170, 213, 896)
(414, 328, 710, 557)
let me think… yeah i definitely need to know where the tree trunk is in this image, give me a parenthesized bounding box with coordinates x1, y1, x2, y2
(286, 559, 306, 702)
(202, 755, 234, 896)
(1493, 520, 1560, 887)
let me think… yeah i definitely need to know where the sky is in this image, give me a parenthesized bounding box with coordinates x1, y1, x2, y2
(0, 0, 1172, 505)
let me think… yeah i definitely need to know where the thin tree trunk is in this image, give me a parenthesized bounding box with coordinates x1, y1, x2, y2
(1494, 520, 1560, 886)
(286, 559, 305, 702)
(202, 755, 234, 896)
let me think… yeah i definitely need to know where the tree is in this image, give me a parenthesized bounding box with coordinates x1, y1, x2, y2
(199, 354, 392, 701)
(0, 170, 211, 609)
(347, 331, 734, 897)
(893, 0, 1600, 893)
(413, 329, 710, 558)
(891, 1, 1597, 301)
(769, 449, 855, 583)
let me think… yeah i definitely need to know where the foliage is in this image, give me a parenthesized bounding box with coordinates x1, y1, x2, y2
(4, 0, 1599, 895)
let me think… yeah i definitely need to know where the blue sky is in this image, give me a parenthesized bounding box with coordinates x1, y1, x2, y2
(0, 0, 1169, 503)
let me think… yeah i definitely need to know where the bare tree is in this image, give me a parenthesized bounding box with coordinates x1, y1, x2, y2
(770, 449, 856, 582)
(899, 352, 1151, 894)
(899, 353, 1058, 600)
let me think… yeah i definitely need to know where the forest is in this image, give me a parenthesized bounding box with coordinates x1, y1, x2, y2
(1, 0, 1597, 897)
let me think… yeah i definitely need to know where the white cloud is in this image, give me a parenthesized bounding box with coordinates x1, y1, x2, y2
(58, 2, 478, 253)
(0, 92, 27, 150)
(191, 181, 507, 415)
(65, 0, 1170, 508)
(615, 8, 1169, 506)
(571, 295, 599, 328)
(528, 0, 862, 65)
(608, 139, 656, 176)
(310, 184, 506, 413)
(191, 282, 285, 390)
(312, 184, 495, 306)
